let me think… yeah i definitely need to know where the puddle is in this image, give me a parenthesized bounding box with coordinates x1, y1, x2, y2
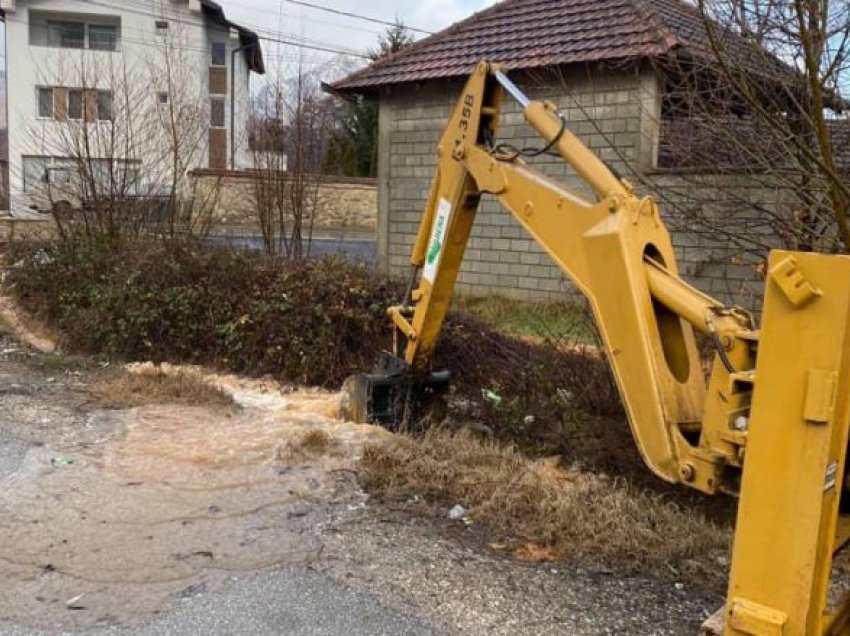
(0, 373, 388, 630)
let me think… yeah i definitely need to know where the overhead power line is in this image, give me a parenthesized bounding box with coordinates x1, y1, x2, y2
(220, 0, 386, 36)
(282, 0, 433, 35)
(256, 35, 369, 59)
(73, 0, 371, 60)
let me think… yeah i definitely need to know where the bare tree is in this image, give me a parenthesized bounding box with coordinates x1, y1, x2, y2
(22, 15, 222, 242)
(144, 13, 218, 238)
(250, 60, 334, 258)
(652, 0, 850, 254)
(25, 52, 149, 240)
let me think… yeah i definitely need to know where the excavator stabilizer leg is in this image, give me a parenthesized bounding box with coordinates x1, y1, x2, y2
(719, 251, 850, 636)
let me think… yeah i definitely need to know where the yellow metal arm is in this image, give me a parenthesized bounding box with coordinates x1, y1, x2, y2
(391, 61, 755, 493)
(358, 60, 850, 636)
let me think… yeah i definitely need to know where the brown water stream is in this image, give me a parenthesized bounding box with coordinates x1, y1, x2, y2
(0, 374, 387, 629)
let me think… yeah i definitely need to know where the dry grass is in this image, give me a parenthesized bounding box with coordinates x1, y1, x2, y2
(0, 295, 58, 353)
(277, 429, 342, 460)
(89, 367, 236, 410)
(361, 429, 732, 589)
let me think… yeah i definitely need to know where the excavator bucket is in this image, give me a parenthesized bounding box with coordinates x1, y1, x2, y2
(340, 352, 450, 430)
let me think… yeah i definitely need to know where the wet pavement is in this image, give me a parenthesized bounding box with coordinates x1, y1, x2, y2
(0, 347, 721, 636)
(0, 366, 442, 636)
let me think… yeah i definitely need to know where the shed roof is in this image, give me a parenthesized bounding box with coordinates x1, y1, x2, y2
(331, 0, 762, 93)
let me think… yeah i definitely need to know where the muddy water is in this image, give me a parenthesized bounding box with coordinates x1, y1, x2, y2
(0, 380, 387, 630)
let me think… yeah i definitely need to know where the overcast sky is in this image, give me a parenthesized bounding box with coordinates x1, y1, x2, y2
(0, 0, 496, 80)
(222, 0, 496, 78)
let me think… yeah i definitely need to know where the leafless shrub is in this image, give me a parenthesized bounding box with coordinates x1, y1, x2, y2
(250, 60, 334, 258)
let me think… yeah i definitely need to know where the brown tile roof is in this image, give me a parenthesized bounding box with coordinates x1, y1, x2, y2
(333, 0, 709, 92)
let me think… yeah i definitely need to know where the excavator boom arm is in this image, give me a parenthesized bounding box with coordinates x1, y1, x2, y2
(386, 62, 754, 491)
(344, 61, 850, 635)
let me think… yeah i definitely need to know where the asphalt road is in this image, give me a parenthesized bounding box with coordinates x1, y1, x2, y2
(0, 424, 444, 636)
(0, 566, 443, 636)
(123, 568, 443, 636)
(0, 428, 29, 480)
(204, 234, 377, 266)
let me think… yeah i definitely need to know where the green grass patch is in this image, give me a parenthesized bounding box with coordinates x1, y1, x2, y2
(453, 295, 595, 343)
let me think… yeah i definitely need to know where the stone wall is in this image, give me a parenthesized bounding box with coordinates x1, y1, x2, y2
(376, 64, 785, 309)
(0, 218, 57, 242)
(191, 170, 378, 230)
(0, 162, 8, 212)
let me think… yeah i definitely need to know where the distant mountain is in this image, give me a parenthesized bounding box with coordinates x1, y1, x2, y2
(251, 54, 363, 119)
(321, 55, 362, 84)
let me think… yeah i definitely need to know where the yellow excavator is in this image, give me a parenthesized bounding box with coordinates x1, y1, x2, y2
(341, 61, 850, 635)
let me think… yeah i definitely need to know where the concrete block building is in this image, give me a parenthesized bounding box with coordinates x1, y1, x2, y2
(332, 0, 800, 307)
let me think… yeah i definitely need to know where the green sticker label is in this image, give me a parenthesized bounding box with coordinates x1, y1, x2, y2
(426, 215, 446, 265)
(422, 198, 452, 283)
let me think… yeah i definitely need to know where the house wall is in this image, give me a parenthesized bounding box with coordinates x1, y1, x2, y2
(649, 171, 787, 309)
(1, 62, 7, 211)
(2, 0, 254, 214)
(376, 65, 781, 308)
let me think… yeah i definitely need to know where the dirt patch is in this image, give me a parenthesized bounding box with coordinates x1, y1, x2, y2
(360, 429, 732, 590)
(0, 295, 57, 353)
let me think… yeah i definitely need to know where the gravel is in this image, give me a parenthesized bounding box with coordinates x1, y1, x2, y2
(0, 568, 444, 636)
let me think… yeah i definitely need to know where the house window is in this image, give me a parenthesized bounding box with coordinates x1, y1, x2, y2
(97, 91, 113, 120)
(210, 98, 225, 128)
(155, 20, 168, 36)
(37, 87, 54, 119)
(22, 157, 48, 193)
(33, 13, 120, 51)
(88, 24, 118, 51)
(47, 20, 85, 49)
(67, 89, 83, 120)
(211, 42, 226, 67)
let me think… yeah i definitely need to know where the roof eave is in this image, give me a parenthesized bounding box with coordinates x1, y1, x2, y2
(330, 51, 665, 96)
(200, 0, 265, 75)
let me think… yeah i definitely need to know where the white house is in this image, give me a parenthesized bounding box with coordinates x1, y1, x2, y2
(0, 0, 264, 215)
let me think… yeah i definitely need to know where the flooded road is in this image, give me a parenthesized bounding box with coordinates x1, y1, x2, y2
(0, 363, 421, 633)
(0, 344, 721, 636)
